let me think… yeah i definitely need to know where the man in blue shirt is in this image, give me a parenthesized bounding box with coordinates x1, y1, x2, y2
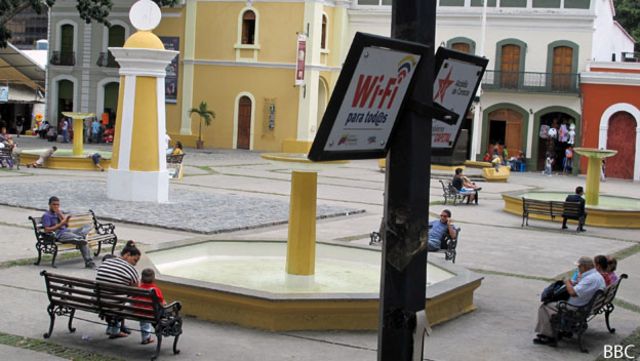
(427, 209, 457, 251)
(41, 196, 95, 268)
(533, 256, 605, 346)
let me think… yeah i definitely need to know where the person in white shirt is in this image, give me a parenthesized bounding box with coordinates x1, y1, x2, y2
(533, 256, 605, 346)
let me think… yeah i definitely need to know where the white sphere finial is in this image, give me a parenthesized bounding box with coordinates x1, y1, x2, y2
(130, 0, 162, 31)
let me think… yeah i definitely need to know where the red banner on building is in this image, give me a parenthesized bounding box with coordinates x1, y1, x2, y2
(295, 34, 307, 86)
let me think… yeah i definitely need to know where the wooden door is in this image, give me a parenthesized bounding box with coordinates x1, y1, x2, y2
(489, 108, 522, 157)
(552, 46, 573, 91)
(452, 42, 470, 54)
(500, 45, 520, 88)
(237, 96, 251, 150)
(606, 112, 636, 179)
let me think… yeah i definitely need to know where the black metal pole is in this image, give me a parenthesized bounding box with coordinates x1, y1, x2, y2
(378, 1, 436, 360)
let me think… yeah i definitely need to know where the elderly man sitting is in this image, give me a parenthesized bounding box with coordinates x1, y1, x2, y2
(533, 256, 605, 347)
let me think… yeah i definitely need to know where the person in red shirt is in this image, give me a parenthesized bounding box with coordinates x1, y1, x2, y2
(594, 255, 613, 286)
(136, 268, 165, 345)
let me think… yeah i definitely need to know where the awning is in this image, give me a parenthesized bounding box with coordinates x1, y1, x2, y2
(0, 83, 44, 103)
(0, 43, 45, 91)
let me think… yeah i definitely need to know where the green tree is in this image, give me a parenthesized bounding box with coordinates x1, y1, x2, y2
(615, 0, 640, 52)
(188, 101, 216, 149)
(0, 0, 178, 48)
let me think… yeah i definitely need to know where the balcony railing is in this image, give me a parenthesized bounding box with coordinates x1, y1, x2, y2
(622, 52, 640, 63)
(96, 52, 119, 68)
(49, 51, 75, 66)
(482, 70, 580, 94)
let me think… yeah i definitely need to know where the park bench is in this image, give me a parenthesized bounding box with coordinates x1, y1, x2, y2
(550, 274, 628, 353)
(439, 179, 478, 205)
(370, 225, 461, 263)
(29, 210, 118, 267)
(0, 146, 19, 169)
(521, 198, 584, 229)
(41, 271, 183, 361)
(166, 153, 185, 179)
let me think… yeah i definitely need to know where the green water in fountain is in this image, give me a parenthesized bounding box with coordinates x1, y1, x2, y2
(148, 242, 454, 294)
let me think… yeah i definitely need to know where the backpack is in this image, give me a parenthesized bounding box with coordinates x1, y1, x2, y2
(540, 280, 570, 303)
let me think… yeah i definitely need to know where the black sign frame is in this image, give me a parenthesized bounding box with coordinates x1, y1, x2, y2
(430, 47, 488, 157)
(308, 32, 431, 161)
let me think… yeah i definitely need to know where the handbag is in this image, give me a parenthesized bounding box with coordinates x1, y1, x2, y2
(541, 280, 570, 303)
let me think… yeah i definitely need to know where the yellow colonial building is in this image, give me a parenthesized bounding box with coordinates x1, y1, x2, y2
(154, 0, 349, 152)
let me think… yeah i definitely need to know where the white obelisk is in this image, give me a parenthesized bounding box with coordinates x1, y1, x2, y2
(106, 0, 178, 202)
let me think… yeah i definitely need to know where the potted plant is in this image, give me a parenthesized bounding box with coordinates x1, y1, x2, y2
(189, 101, 216, 149)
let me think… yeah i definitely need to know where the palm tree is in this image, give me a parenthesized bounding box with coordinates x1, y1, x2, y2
(188, 101, 215, 149)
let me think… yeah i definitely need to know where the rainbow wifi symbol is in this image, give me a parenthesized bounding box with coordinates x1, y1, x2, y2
(397, 56, 417, 83)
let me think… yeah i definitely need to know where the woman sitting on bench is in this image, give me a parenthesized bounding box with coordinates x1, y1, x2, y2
(452, 168, 481, 204)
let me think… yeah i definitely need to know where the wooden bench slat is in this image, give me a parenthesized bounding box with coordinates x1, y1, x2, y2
(29, 210, 118, 267)
(522, 198, 584, 229)
(42, 271, 182, 360)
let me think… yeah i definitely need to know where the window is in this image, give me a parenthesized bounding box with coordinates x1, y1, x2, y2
(107, 25, 126, 67)
(321, 15, 327, 50)
(59, 24, 75, 65)
(242, 11, 256, 45)
(446, 37, 476, 55)
(500, 44, 521, 88)
(451, 42, 471, 54)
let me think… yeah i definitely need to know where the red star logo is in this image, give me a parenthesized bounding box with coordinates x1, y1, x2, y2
(434, 68, 454, 103)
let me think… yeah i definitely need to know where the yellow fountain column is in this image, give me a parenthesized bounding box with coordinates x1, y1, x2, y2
(286, 170, 317, 277)
(584, 157, 602, 206)
(106, 0, 178, 203)
(574, 148, 618, 206)
(62, 112, 94, 156)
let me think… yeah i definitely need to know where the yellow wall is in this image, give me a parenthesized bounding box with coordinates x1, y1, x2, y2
(194, 3, 304, 62)
(155, 2, 345, 151)
(157, 10, 186, 136)
(191, 65, 300, 151)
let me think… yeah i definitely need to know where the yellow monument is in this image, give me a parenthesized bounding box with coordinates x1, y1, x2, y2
(107, 0, 178, 202)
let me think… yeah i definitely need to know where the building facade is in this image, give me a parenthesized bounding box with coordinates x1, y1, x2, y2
(46, 0, 637, 175)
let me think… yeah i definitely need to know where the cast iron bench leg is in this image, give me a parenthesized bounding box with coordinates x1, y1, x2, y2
(605, 304, 616, 333)
(173, 333, 181, 355)
(151, 334, 163, 361)
(44, 304, 56, 338)
(67, 309, 76, 333)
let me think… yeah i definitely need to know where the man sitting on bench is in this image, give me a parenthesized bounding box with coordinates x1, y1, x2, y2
(41, 196, 95, 268)
(427, 209, 457, 252)
(533, 256, 605, 347)
(562, 186, 587, 232)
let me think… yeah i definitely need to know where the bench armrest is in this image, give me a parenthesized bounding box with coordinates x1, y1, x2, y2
(95, 222, 116, 234)
(40, 232, 58, 243)
(162, 301, 182, 317)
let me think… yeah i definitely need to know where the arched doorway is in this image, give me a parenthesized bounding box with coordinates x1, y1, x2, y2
(57, 79, 74, 121)
(103, 82, 119, 126)
(536, 111, 577, 171)
(487, 108, 523, 159)
(237, 96, 252, 149)
(606, 111, 637, 179)
(317, 77, 328, 125)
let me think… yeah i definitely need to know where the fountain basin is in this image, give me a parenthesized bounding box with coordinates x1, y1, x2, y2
(141, 240, 483, 331)
(20, 149, 111, 170)
(503, 192, 640, 228)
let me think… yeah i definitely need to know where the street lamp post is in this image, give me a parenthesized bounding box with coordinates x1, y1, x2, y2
(377, 1, 436, 360)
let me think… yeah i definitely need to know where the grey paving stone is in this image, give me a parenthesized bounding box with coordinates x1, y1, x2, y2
(0, 180, 364, 234)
